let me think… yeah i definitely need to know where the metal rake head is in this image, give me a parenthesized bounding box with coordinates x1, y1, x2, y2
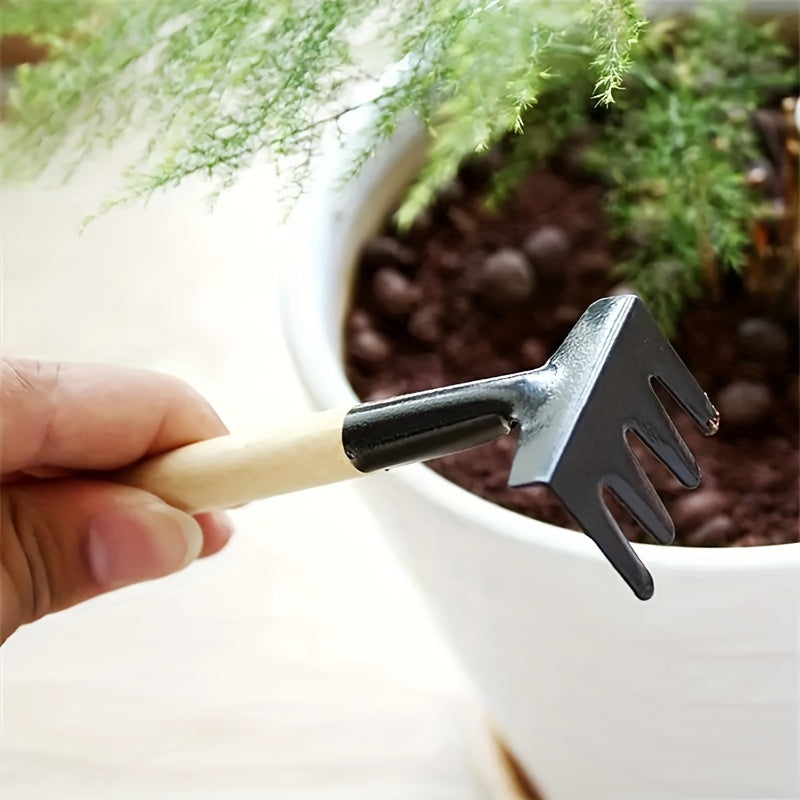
(508, 295, 719, 599)
(343, 294, 718, 600)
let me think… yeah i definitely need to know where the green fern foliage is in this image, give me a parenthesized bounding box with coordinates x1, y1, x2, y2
(1, 0, 106, 37)
(2, 0, 643, 208)
(584, 4, 798, 334)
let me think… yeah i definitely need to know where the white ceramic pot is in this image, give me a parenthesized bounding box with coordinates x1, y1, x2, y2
(281, 33, 800, 800)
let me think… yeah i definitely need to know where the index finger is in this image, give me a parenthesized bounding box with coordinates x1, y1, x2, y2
(0, 353, 228, 475)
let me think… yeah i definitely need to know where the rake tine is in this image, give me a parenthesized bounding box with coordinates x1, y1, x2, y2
(554, 482, 655, 600)
(639, 317, 719, 435)
(604, 454, 675, 546)
(628, 385, 701, 489)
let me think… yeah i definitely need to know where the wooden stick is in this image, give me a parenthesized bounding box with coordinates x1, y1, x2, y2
(118, 407, 360, 515)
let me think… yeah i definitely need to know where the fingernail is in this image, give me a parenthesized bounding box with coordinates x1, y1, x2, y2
(87, 501, 204, 590)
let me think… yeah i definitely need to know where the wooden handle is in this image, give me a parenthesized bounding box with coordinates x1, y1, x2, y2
(118, 407, 361, 514)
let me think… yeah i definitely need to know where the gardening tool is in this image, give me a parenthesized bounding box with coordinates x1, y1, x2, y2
(120, 295, 718, 600)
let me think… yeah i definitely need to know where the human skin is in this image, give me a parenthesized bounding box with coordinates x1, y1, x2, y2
(0, 352, 233, 644)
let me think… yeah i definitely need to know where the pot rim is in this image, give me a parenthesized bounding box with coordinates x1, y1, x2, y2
(281, 116, 800, 578)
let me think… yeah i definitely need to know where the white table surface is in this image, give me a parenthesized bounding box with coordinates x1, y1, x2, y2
(0, 144, 489, 799)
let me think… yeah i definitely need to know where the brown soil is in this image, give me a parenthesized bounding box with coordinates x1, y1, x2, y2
(0, 36, 48, 67)
(344, 161, 799, 548)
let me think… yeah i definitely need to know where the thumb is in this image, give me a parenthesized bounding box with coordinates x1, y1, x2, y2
(1, 479, 204, 643)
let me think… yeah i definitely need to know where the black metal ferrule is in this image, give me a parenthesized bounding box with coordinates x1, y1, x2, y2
(341, 372, 549, 473)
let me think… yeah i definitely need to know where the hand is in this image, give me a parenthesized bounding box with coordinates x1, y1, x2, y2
(0, 352, 233, 644)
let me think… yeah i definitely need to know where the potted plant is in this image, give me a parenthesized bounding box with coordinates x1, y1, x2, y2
(3, 1, 798, 798)
(282, 7, 799, 799)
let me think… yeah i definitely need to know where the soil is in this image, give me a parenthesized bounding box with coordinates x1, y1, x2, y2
(0, 35, 48, 68)
(344, 159, 799, 548)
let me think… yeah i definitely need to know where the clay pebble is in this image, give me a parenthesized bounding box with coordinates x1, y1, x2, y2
(671, 488, 728, 531)
(475, 248, 536, 309)
(350, 328, 391, 363)
(685, 514, 736, 547)
(408, 306, 442, 343)
(716, 380, 774, 428)
(522, 225, 570, 281)
(737, 317, 790, 361)
(361, 236, 416, 268)
(372, 267, 420, 317)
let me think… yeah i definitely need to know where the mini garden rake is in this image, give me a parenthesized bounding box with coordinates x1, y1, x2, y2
(120, 295, 719, 600)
